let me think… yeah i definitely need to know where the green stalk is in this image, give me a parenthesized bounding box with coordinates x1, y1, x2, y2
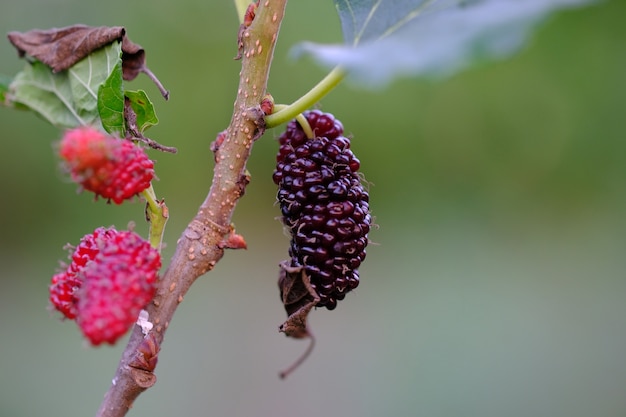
(272, 104, 314, 138)
(265, 65, 347, 128)
(141, 184, 168, 252)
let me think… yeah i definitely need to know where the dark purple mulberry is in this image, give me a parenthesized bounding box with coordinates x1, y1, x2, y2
(273, 110, 371, 310)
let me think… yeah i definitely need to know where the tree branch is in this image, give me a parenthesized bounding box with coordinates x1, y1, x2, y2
(95, 2, 287, 416)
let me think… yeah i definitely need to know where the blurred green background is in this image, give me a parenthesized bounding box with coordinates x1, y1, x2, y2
(1, 1, 625, 416)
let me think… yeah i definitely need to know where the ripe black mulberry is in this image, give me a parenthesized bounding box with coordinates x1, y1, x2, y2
(273, 110, 371, 310)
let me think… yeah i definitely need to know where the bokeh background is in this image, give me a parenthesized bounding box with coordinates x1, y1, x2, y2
(1, 1, 625, 416)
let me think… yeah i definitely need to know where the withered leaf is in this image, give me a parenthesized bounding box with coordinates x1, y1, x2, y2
(120, 36, 169, 99)
(8, 25, 125, 73)
(7, 25, 169, 99)
(120, 35, 145, 81)
(277, 261, 319, 339)
(277, 261, 319, 378)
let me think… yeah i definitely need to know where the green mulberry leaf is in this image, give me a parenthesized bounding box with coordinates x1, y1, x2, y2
(295, 0, 598, 87)
(98, 60, 125, 135)
(125, 90, 159, 133)
(7, 41, 122, 128)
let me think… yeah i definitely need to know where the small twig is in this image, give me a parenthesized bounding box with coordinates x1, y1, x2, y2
(124, 99, 178, 153)
(135, 136, 178, 154)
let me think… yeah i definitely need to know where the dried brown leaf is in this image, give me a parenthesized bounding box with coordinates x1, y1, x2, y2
(277, 261, 319, 378)
(120, 35, 145, 81)
(8, 25, 125, 73)
(7, 24, 169, 99)
(277, 261, 319, 339)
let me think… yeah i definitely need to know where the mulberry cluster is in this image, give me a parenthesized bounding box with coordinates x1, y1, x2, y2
(273, 110, 371, 310)
(59, 126, 155, 204)
(49, 227, 161, 345)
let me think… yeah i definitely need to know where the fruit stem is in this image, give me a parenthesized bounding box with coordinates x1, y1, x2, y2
(141, 185, 168, 252)
(272, 104, 314, 139)
(279, 332, 316, 379)
(264, 65, 346, 129)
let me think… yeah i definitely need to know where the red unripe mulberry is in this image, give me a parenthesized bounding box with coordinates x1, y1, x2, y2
(59, 126, 155, 204)
(50, 227, 161, 345)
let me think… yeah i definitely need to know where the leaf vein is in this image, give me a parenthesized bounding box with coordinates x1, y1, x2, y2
(336, 0, 358, 46)
(379, 0, 440, 40)
(354, 0, 383, 45)
(45, 71, 85, 125)
(68, 67, 97, 100)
